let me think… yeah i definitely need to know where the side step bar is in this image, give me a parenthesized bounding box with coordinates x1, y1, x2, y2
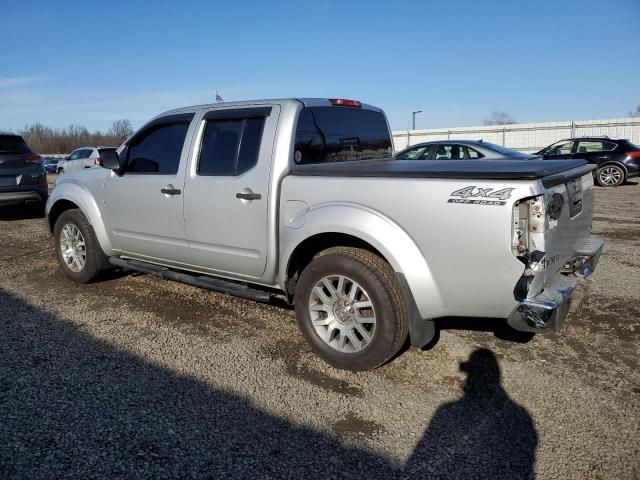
(109, 257, 273, 303)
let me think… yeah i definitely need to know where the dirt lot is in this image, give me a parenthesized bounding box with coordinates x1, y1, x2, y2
(0, 175, 638, 479)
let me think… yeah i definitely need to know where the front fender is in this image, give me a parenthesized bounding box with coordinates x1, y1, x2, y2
(280, 203, 445, 319)
(46, 179, 115, 255)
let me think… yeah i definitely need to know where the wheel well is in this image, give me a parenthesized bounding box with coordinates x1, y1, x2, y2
(285, 233, 387, 297)
(48, 199, 79, 232)
(598, 161, 628, 177)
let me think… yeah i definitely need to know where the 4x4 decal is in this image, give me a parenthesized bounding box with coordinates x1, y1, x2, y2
(447, 186, 514, 206)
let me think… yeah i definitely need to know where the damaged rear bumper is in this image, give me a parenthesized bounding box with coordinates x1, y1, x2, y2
(507, 238, 604, 333)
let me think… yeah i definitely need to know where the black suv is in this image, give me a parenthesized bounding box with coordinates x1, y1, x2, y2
(537, 137, 640, 187)
(0, 133, 48, 209)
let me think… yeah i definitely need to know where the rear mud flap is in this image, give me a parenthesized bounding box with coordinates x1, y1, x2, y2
(395, 273, 435, 348)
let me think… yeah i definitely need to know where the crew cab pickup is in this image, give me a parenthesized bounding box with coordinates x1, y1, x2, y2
(46, 98, 604, 370)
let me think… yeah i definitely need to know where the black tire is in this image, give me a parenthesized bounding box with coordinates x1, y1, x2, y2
(53, 209, 108, 283)
(294, 247, 409, 371)
(595, 164, 625, 187)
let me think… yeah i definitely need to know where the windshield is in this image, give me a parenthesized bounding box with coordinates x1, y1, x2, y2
(294, 107, 392, 165)
(0, 135, 32, 154)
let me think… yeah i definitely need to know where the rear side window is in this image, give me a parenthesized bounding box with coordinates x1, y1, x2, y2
(294, 107, 392, 165)
(126, 123, 190, 174)
(0, 135, 32, 154)
(576, 141, 616, 153)
(197, 117, 265, 176)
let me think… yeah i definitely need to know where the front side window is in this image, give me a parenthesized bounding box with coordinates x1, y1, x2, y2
(294, 107, 392, 165)
(545, 141, 574, 155)
(396, 145, 430, 160)
(576, 141, 616, 153)
(69, 150, 82, 160)
(125, 122, 190, 174)
(433, 144, 465, 160)
(197, 117, 265, 176)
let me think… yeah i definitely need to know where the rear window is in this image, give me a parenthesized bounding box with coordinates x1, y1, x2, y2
(294, 107, 392, 165)
(0, 135, 32, 154)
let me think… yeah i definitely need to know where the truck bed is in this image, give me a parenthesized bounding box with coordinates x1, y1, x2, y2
(291, 158, 592, 185)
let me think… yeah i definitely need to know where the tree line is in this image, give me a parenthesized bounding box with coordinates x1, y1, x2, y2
(17, 120, 134, 154)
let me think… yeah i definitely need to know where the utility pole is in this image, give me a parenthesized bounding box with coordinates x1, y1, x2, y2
(412, 110, 422, 130)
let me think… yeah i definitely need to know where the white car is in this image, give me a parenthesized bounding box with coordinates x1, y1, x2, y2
(57, 147, 115, 174)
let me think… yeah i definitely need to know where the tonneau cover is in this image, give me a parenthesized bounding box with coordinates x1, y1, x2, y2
(291, 158, 593, 182)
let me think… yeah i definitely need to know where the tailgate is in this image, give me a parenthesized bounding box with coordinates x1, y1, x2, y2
(514, 164, 597, 299)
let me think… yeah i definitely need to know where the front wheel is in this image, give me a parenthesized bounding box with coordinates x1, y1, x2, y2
(294, 247, 408, 371)
(596, 164, 625, 187)
(53, 209, 107, 283)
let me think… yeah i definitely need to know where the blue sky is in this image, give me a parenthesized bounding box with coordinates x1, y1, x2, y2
(1, 0, 639, 132)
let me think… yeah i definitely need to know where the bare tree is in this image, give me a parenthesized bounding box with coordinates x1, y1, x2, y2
(19, 119, 135, 154)
(483, 111, 516, 126)
(108, 119, 134, 143)
(629, 105, 640, 117)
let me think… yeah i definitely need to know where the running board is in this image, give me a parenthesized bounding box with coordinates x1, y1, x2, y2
(109, 257, 273, 303)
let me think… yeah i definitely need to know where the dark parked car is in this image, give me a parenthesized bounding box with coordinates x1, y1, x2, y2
(395, 140, 538, 161)
(537, 137, 640, 187)
(42, 157, 59, 173)
(0, 133, 48, 209)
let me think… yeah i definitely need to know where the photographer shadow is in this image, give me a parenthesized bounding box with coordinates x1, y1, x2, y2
(405, 348, 538, 479)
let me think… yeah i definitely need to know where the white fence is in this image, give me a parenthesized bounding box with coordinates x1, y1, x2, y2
(392, 117, 640, 153)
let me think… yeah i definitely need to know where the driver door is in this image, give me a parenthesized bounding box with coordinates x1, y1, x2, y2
(104, 113, 196, 265)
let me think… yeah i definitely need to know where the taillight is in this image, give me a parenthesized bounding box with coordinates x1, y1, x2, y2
(626, 151, 640, 158)
(330, 98, 362, 108)
(23, 153, 42, 164)
(94, 157, 101, 166)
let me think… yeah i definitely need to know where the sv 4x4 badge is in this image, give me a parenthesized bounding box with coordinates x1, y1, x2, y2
(448, 186, 514, 206)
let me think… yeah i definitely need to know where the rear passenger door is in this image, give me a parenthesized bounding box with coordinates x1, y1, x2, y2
(104, 113, 195, 264)
(575, 140, 617, 166)
(184, 105, 279, 278)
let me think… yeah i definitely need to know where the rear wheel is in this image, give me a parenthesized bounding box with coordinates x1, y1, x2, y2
(596, 164, 625, 187)
(294, 247, 408, 371)
(53, 209, 107, 283)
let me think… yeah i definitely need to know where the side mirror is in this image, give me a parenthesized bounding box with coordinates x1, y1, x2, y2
(99, 149, 121, 170)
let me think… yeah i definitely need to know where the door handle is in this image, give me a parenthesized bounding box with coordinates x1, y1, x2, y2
(161, 187, 181, 195)
(236, 192, 261, 200)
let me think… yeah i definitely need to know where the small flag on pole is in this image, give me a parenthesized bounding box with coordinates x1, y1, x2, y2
(216, 92, 224, 103)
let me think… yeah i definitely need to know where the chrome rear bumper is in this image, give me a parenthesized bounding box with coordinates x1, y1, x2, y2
(507, 238, 604, 333)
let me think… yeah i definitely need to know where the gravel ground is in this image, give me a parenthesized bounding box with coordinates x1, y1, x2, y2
(0, 176, 638, 479)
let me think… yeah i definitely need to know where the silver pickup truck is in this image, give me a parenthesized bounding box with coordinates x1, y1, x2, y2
(46, 98, 604, 370)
